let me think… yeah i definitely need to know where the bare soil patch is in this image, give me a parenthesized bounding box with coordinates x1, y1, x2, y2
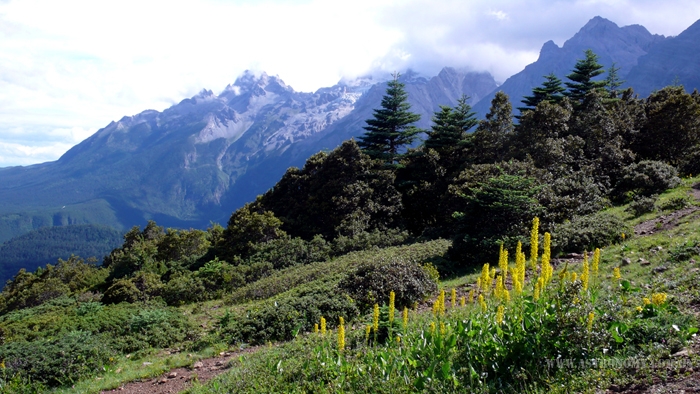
(100, 346, 259, 394)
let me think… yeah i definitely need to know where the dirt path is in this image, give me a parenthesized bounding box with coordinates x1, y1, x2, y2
(634, 185, 700, 237)
(100, 346, 259, 394)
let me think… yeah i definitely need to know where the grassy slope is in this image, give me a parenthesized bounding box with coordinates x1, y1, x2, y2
(181, 177, 700, 394)
(29, 177, 700, 393)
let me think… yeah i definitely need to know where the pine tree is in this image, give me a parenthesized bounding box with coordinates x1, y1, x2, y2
(519, 73, 565, 114)
(358, 73, 422, 164)
(425, 95, 477, 156)
(565, 49, 607, 103)
(471, 91, 514, 164)
(604, 63, 625, 99)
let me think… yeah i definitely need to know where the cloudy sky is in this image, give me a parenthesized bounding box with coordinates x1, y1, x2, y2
(1, 0, 698, 167)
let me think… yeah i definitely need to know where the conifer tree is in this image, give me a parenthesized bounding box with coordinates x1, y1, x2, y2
(358, 73, 421, 164)
(471, 91, 514, 164)
(604, 63, 625, 99)
(425, 95, 477, 156)
(565, 49, 607, 103)
(519, 73, 566, 113)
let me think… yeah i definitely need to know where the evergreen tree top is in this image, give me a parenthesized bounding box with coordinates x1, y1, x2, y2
(358, 72, 422, 164)
(565, 49, 607, 103)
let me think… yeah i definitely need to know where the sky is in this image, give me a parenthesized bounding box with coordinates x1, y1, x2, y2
(1, 0, 698, 167)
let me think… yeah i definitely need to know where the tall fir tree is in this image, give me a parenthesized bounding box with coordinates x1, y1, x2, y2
(425, 95, 477, 156)
(358, 73, 422, 164)
(519, 73, 566, 114)
(565, 49, 607, 103)
(471, 91, 514, 164)
(604, 63, 625, 99)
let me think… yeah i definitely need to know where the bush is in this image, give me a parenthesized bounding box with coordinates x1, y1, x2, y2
(102, 271, 163, 304)
(625, 195, 658, 217)
(331, 228, 410, 255)
(339, 259, 437, 313)
(221, 281, 359, 345)
(0, 331, 114, 387)
(658, 196, 691, 211)
(552, 212, 632, 254)
(162, 272, 207, 305)
(248, 235, 331, 269)
(616, 160, 681, 199)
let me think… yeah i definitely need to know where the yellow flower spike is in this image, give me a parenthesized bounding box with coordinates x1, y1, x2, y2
(636, 306, 643, 313)
(534, 278, 543, 301)
(468, 289, 474, 304)
(432, 299, 439, 317)
(389, 291, 396, 323)
(586, 312, 594, 332)
(440, 322, 446, 335)
(499, 245, 509, 283)
(373, 304, 379, 333)
(460, 296, 466, 307)
(495, 275, 504, 300)
(338, 317, 345, 351)
(621, 233, 626, 241)
(613, 267, 621, 281)
(652, 293, 667, 306)
(496, 305, 505, 325)
(429, 321, 436, 334)
(571, 272, 578, 283)
(402, 307, 409, 330)
(581, 259, 590, 291)
(542, 232, 552, 284)
(365, 325, 371, 342)
(451, 288, 457, 309)
(314, 323, 319, 333)
(480, 263, 490, 291)
(320, 316, 326, 335)
(476, 277, 482, 291)
(479, 294, 487, 312)
(440, 289, 446, 315)
(592, 248, 600, 276)
(396, 336, 401, 344)
(530, 217, 540, 271)
(643, 297, 651, 305)
(490, 268, 496, 282)
(504, 289, 510, 303)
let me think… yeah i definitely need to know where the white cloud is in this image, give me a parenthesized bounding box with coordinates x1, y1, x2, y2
(0, 0, 699, 166)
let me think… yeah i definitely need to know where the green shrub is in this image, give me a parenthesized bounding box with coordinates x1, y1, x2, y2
(0, 331, 114, 387)
(625, 195, 658, 217)
(658, 196, 691, 211)
(331, 229, 410, 255)
(162, 272, 207, 305)
(221, 282, 358, 345)
(552, 212, 632, 254)
(616, 160, 681, 199)
(101, 271, 163, 304)
(248, 235, 331, 269)
(339, 259, 437, 313)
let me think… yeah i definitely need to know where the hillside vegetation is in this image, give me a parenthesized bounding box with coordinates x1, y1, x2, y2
(0, 50, 700, 393)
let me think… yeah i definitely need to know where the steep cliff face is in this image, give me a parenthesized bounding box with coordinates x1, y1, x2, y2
(625, 19, 700, 97)
(472, 16, 665, 117)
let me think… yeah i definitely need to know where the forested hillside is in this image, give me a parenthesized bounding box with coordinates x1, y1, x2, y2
(1, 50, 700, 393)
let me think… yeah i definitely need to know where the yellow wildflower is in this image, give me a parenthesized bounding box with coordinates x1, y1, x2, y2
(451, 288, 457, 308)
(496, 305, 505, 325)
(530, 217, 540, 271)
(541, 232, 552, 284)
(389, 291, 396, 323)
(440, 322, 447, 335)
(468, 289, 474, 304)
(396, 336, 401, 344)
(373, 304, 379, 333)
(592, 248, 600, 276)
(320, 316, 326, 335)
(403, 307, 409, 330)
(460, 296, 466, 307)
(586, 312, 594, 332)
(338, 317, 345, 351)
(365, 325, 371, 342)
(314, 323, 319, 333)
(636, 306, 643, 313)
(651, 293, 667, 306)
(429, 321, 436, 334)
(479, 294, 486, 312)
(621, 233, 626, 241)
(643, 297, 651, 305)
(613, 267, 621, 281)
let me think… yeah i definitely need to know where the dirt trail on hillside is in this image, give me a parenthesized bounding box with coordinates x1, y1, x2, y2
(633, 184, 700, 237)
(100, 346, 259, 394)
